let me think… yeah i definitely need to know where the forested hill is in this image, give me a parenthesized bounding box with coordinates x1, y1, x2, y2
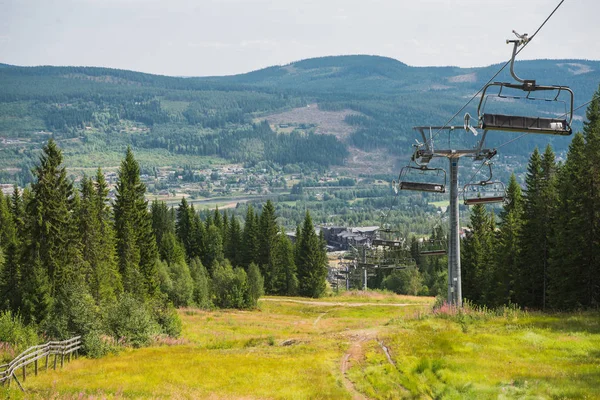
(1, 55, 599, 179)
(202, 55, 600, 98)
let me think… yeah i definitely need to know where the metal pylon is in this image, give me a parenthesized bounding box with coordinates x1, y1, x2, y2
(448, 157, 461, 305)
(411, 126, 496, 307)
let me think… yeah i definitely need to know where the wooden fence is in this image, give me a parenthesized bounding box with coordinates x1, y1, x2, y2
(0, 336, 81, 391)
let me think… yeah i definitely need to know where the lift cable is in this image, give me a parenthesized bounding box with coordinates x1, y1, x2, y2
(426, 0, 566, 147)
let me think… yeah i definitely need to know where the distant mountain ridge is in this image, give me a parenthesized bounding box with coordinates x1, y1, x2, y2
(1, 54, 599, 179)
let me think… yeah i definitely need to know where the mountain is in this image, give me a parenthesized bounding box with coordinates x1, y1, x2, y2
(0, 55, 599, 183)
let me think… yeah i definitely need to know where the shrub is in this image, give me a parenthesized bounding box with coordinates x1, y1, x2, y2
(0, 311, 39, 361)
(189, 257, 212, 309)
(212, 261, 248, 309)
(149, 296, 182, 338)
(106, 294, 159, 348)
(383, 267, 424, 296)
(246, 263, 264, 308)
(82, 330, 118, 359)
(168, 262, 194, 307)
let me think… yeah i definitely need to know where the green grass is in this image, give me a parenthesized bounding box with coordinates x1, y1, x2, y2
(353, 309, 600, 399)
(7, 297, 600, 399)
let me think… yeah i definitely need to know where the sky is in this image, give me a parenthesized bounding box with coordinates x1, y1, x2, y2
(1, 0, 599, 77)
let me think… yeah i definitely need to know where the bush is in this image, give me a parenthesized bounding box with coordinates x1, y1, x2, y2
(168, 262, 194, 307)
(383, 267, 424, 296)
(0, 310, 39, 361)
(246, 263, 264, 308)
(106, 294, 159, 348)
(149, 296, 182, 338)
(189, 257, 212, 309)
(82, 330, 118, 359)
(212, 261, 248, 309)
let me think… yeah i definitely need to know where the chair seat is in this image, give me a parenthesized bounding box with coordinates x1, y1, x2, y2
(399, 181, 446, 193)
(482, 113, 571, 135)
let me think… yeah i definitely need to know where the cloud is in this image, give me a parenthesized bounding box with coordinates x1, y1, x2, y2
(188, 41, 231, 49)
(240, 39, 279, 50)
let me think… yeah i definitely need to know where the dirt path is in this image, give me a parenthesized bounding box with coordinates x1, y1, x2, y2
(340, 330, 378, 400)
(260, 298, 425, 307)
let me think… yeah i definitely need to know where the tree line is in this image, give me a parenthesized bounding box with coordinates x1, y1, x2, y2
(461, 93, 600, 310)
(0, 140, 329, 354)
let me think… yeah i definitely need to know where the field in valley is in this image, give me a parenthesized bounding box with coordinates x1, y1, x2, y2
(5, 293, 600, 399)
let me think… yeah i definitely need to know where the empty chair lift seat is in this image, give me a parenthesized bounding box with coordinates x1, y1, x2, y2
(463, 196, 505, 206)
(399, 181, 445, 193)
(481, 113, 571, 135)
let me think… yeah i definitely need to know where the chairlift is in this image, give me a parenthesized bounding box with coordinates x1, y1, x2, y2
(477, 32, 574, 136)
(419, 238, 447, 256)
(463, 162, 506, 205)
(398, 165, 446, 193)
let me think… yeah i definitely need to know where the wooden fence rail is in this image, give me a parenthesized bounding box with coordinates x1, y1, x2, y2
(0, 336, 81, 391)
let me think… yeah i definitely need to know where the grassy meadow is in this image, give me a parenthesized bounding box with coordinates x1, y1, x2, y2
(4, 293, 600, 399)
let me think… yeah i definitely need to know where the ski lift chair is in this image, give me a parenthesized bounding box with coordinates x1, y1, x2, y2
(398, 165, 446, 193)
(477, 33, 574, 136)
(419, 239, 447, 256)
(463, 162, 506, 205)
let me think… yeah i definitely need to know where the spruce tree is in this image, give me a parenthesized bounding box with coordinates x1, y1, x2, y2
(517, 148, 544, 308)
(205, 225, 224, 268)
(582, 90, 600, 307)
(493, 174, 523, 306)
(242, 205, 259, 268)
(271, 228, 298, 295)
(114, 147, 159, 298)
(151, 200, 175, 253)
(176, 198, 193, 258)
(461, 204, 495, 305)
(0, 191, 20, 311)
(258, 200, 278, 291)
(190, 208, 207, 266)
(79, 173, 120, 305)
(21, 139, 78, 324)
(549, 134, 588, 308)
(226, 215, 242, 267)
(296, 211, 328, 298)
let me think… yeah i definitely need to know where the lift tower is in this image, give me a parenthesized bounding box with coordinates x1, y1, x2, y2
(400, 126, 496, 306)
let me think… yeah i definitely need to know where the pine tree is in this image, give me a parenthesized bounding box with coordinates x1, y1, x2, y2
(151, 200, 175, 254)
(21, 139, 79, 323)
(94, 168, 122, 300)
(190, 208, 207, 266)
(493, 174, 523, 306)
(517, 146, 557, 309)
(205, 225, 224, 268)
(517, 148, 543, 308)
(582, 90, 600, 307)
(221, 210, 230, 256)
(79, 173, 120, 305)
(549, 134, 587, 308)
(258, 200, 278, 291)
(242, 205, 259, 268)
(226, 215, 242, 267)
(213, 207, 222, 231)
(296, 211, 328, 298)
(461, 204, 495, 305)
(270, 228, 298, 295)
(0, 191, 20, 311)
(176, 198, 193, 259)
(114, 147, 159, 298)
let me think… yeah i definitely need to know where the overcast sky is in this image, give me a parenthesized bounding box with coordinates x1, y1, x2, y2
(1, 0, 598, 77)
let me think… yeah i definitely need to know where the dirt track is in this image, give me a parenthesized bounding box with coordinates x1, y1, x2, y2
(260, 298, 426, 307)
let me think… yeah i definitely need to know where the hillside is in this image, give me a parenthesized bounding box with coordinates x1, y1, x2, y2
(1, 55, 599, 184)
